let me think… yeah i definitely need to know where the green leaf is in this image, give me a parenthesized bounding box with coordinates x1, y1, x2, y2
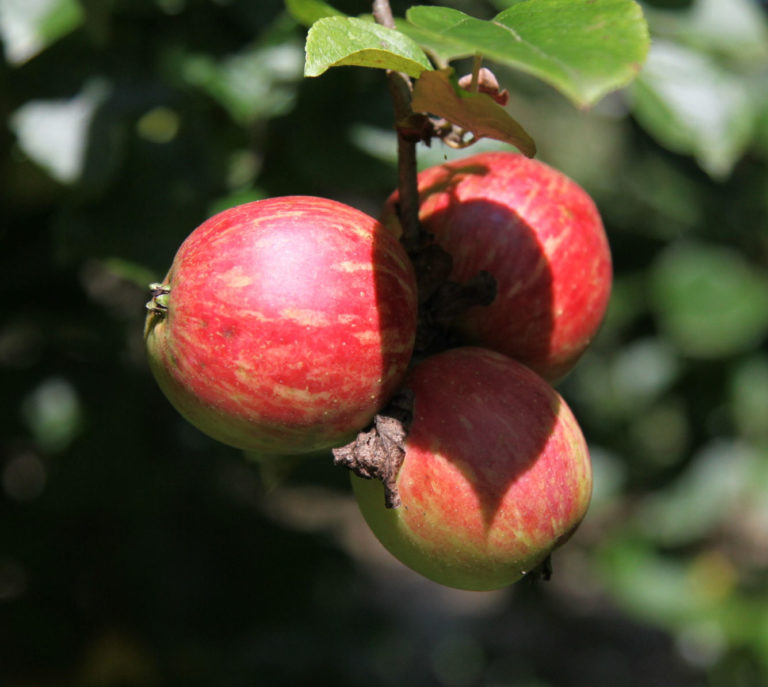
(182, 37, 304, 125)
(304, 16, 433, 78)
(488, 0, 529, 9)
(284, 0, 344, 28)
(9, 78, 111, 184)
(650, 242, 768, 358)
(629, 40, 755, 179)
(411, 69, 535, 155)
(403, 1, 650, 107)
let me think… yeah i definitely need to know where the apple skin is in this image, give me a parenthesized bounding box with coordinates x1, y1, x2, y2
(145, 196, 418, 456)
(382, 151, 612, 382)
(352, 346, 592, 591)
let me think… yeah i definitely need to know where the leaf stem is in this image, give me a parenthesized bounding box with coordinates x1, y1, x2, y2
(373, 0, 421, 252)
(470, 52, 483, 92)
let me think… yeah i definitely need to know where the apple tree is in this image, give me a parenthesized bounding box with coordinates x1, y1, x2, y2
(5, 0, 768, 685)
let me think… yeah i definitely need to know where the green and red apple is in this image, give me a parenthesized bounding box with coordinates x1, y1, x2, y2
(351, 346, 593, 591)
(144, 196, 418, 456)
(383, 151, 612, 382)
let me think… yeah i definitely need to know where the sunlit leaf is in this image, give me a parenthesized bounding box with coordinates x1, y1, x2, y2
(10, 79, 110, 184)
(411, 69, 535, 155)
(305, 16, 432, 78)
(402, 0, 650, 107)
(629, 40, 755, 179)
(0, 0, 83, 65)
(182, 37, 304, 124)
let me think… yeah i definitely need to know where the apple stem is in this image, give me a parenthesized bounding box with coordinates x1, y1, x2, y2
(145, 282, 171, 315)
(372, 0, 422, 254)
(530, 555, 553, 581)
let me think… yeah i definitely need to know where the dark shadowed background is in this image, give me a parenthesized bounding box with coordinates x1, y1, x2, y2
(3, 0, 768, 685)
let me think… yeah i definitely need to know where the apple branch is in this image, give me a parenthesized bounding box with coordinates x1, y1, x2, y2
(372, 0, 421, 253)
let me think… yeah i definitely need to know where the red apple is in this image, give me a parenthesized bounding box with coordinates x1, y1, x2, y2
(382, 151, 612, 382)
(351, 347, 592, 591)
(144, 196, 418, 456)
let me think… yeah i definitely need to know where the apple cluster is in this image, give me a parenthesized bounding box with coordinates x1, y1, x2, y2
(144, 151, 611, 591)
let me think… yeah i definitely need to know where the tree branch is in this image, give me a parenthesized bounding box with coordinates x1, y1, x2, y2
(373, 0, 421, 253)
(372, 0, 396, 28)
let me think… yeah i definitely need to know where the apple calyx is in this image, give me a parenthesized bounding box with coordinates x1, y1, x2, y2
(332, 389, 414, 509)
(145, 282, 171, 315)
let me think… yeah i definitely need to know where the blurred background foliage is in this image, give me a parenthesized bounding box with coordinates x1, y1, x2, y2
(2, 0, 768, 685)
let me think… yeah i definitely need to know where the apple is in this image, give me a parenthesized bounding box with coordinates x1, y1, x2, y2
(382, 151, 612, 382)
(144, 196, 418, 456)
(351, 346, 592, 591)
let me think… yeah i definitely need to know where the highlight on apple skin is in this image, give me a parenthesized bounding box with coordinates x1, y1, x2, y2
(144, 196, 418, 456)
(351, 346, 593, 591)
(382, 151, 612, 382)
